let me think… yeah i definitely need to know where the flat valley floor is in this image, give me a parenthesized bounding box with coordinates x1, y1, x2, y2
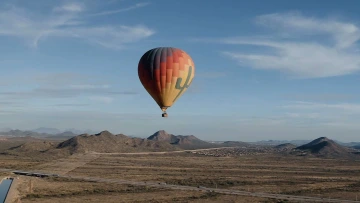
(1, 152, 360, 203)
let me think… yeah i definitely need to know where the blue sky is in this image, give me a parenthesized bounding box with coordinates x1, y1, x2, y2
(0, 0, 359, 142)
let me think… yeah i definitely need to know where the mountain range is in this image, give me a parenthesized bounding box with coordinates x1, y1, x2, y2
(0, 128, 100, 140)
(1, 128, 360, 148)
(0, 129, 77, 139)
(1, 130, 359, 160)
(1, 130, 249, 157)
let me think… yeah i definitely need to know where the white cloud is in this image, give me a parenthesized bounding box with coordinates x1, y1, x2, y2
(231, 101, 360, 130)
(214, 12, 360, 78)
(68, 25, 155, 49)
(237, 117, 287, 126)
(0, 87, 137, 100)
(0, 3, 155, 48)
(89, 96, 114, 104)
(69, 84, 110, 90)
(0, 110, 19, 115)
(32, 72, 115, 87)
(282, 101, 360, 113)
(283, 93, 356, 101)
(254, 12, 360, 49)
(284, 112, 320, 119)
(0, 71, 137, 110)
(279, 101, 360, 129)
(54, 3, 84, 13)
(90, 2, 150, 16)
(196, 71, 227, 78)
(235, 112, 321, 127)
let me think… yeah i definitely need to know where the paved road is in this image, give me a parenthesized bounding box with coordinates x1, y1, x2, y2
(1, 168, 358, 202)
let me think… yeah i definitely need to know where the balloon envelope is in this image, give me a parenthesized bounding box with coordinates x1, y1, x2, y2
(138, 47, 195, 112)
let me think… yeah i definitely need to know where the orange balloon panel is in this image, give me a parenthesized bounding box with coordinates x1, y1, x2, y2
(138, 47, 195, 111)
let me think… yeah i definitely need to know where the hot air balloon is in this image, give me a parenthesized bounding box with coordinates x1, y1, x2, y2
(138, 47, 195, 117)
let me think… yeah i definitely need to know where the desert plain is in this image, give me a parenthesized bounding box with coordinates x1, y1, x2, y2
(1, 130, 360, 203)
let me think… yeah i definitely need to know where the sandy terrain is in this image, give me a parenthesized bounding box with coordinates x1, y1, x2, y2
(1, 151, 360, 202)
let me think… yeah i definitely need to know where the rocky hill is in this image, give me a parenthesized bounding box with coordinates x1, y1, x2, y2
(147, 130, 251, 150)
(0, 136, 46, 153)
(147, 130, 220, 150)
(56, 130, 179, 154)
(291, 137, 359, 159)
(3, 136, 43, 142)
(7, 141, 56, 154)
(147, 130, 179, 144)
(3, 131, 180, 157)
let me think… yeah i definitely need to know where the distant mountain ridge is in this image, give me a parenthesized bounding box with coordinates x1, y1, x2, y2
(33, 127, 62, 134)
(64, 128, 98, 135)
(1, 128, 359, 148)
(250, 140, 312, 146)
(0, 129, 50, 137)
(0, 128, 96, 139)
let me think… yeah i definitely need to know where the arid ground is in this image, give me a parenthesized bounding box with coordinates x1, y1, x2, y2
(2, 150, 360, 203)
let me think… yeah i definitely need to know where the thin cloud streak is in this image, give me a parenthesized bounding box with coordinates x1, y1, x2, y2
(89, 96, 114, 104)
(282, 93, 357, 101)
(53, 3, 85, 13)
(254, 12, 360, 49)
(199, 12, 360, 78)
(0, 71, 138, 111)
(53, 103, 90, 107)
(0, 87, 138, 99)
(197, 72, 227, 78)
(90, 2, 150, 16)
(0, 2, 155, 49)
(282, 101, 360, 112)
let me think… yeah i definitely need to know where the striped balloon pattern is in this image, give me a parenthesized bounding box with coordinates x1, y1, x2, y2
(138, 47, 195, 112)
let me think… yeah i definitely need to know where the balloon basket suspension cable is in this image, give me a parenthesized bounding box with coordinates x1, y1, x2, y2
(161, 107, 168, 118)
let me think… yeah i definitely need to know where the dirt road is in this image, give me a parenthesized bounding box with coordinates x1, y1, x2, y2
(90, 147, 237, 155)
